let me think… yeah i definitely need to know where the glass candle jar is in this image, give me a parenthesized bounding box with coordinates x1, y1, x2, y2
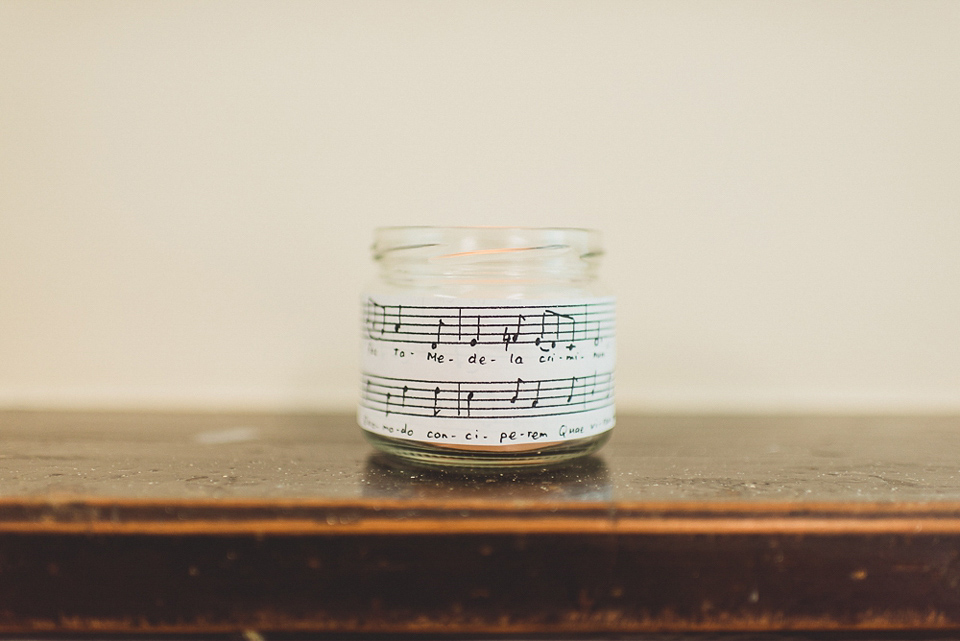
(359, 227, 615, 468)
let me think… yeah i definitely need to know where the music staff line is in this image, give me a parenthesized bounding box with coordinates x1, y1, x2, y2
(364, 378, 613, 408)
(363, 300, 615, 349)
(361, 372, 614, 419)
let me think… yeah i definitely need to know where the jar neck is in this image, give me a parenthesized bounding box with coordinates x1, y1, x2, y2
(373, 227, 603, 287)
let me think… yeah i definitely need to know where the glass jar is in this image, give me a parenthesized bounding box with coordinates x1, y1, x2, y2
(359, 227, 615, 469)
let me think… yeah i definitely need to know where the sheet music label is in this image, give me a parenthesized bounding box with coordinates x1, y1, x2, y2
(359, 296, 616, 447)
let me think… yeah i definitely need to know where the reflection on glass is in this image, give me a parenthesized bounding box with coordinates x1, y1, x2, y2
(361, 454, 612, 501)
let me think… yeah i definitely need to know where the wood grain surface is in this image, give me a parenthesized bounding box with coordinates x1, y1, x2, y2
(2, 411, 960, 636)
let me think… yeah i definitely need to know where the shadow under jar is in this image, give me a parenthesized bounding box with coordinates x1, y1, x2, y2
(358, 227, 616, 469)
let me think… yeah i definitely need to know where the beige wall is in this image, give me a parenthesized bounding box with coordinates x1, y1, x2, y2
(1, 1, 958, 412)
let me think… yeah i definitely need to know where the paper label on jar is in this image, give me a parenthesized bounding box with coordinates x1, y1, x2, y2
(358, 295, 615, 447)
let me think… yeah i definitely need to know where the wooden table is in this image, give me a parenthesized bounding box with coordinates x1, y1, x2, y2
(2, 411, 960, 636)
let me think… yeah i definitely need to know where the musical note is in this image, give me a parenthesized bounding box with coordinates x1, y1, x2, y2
(567, 376, 577, 403)
(466, 390, 474, 417)
(536, 310, 574, 351)
(531, 381, 541, 408)
(560, 310, 578, 350)
(366, 301, 406, 337)
(510, 378, 523, 404)
(470, 315, 480, 347)
(536, 312, 552, 350)
(433, 386, 441, 416)
(431, 319, 446, 349)
(367, 301, 386, 337)
(512, 315, 525, 343)
(502, 314, 526, 350)
(385, 392, 392, 416)
(401, 385, 408, 408)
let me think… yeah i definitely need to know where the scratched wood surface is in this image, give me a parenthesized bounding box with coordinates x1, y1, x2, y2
(2, 411, 960, 636)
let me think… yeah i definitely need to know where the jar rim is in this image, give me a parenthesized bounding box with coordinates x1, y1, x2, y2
(375, 225, 598, 232)
(373, 226, 603, 262)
